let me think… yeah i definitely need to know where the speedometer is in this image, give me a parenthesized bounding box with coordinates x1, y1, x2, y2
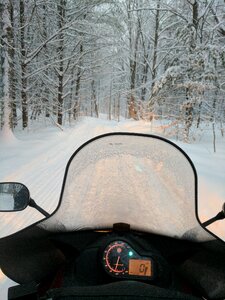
(102, 240, 154, 280)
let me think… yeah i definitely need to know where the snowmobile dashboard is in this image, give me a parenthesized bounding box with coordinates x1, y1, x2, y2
(50, 230, 171, 288)
(102, 240, 154, 281)
(3, 227, 225, 300)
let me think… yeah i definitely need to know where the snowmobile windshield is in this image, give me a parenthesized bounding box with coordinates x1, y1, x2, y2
(40, 133, 212, 242)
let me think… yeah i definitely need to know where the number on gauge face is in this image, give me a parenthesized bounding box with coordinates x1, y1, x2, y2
(102, 240, 154, 280)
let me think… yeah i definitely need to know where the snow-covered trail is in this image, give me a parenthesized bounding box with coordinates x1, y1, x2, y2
(0, 117, 225, 300)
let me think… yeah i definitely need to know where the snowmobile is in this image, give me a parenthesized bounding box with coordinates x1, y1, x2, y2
(0, 132, 225, 300)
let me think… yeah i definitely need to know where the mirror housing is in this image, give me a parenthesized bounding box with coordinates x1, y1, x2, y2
(0, 182, 30, 212)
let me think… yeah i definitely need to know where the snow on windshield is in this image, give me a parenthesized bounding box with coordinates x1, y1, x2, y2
(40, 134, 212, 241)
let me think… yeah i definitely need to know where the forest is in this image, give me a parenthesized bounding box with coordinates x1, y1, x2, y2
(1, 0, 225, 142)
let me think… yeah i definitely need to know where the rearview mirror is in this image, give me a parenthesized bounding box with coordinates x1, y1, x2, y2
(0, 182, 30, 212)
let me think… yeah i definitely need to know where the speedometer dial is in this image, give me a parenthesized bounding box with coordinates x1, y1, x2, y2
(104, 241, 129, 275)
(102, 240, 154, 280)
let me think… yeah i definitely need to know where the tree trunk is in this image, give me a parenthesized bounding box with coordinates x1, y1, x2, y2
(151, 0, 161, 96)
(117, 94, 120, 122)
(20, 0, 28, 129)
(128, 95, 138, 120)
(9, 0, 17, 128)
(196, 101, 202, 128)
(188, 0, 198, 51)
(42, 4, 50, 118)
(73, 13, 86, 120)
(141, 39, 150, 101)
(57, 73, 63, 125)
(184, 88, 194, 142)
(127, 0, 140, 119)
(57, 0, 66, 125)
(1, 0, 13, 133)
(108, 75, 113, 120)
(91, 80, 98, 118)
(73, 43, 83, 120)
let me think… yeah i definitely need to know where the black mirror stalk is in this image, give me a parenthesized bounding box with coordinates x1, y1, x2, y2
(29, 199, 50, 217)
(202, 210, 225, 227)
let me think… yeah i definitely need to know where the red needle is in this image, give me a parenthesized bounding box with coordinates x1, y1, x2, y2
(115, 256, 120, 271)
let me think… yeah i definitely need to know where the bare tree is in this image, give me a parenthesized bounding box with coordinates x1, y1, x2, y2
(1, 0, 13, 133)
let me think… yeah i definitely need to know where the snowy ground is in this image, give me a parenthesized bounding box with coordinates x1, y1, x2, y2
(0, 117, 225, 299)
